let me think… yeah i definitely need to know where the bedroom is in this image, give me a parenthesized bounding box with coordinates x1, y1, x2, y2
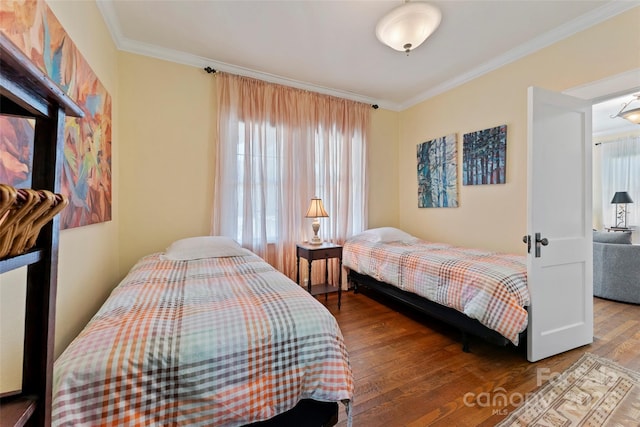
(1, 0, 639, 425)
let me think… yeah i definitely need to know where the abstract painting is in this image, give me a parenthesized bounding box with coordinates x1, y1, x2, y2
(0, 116, 34, 188)
(417, 134, 458, 208)
(0, 0, 112, 229)
(463, 125, 507, 185)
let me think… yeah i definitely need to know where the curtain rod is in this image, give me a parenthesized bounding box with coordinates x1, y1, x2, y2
(595, 137, 640, 146)
(203, 66, 378, 109)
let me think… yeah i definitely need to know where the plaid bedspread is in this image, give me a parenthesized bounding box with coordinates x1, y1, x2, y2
(343, 236, 529, 345)
(53, 253, 353, 426)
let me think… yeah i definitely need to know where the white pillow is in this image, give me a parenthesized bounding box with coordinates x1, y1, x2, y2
(162, 236, 250, 260)
(357, 227, 418, 243)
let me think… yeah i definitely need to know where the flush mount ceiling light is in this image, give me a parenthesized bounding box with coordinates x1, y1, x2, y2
(375, 1, 442, 54)
(611, 94, 640, 125)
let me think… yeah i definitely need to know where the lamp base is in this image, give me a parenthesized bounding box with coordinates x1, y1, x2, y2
(309, 236, 323, 245)
(310, 219, 323, 245)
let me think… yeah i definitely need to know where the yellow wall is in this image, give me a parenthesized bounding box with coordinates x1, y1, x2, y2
(398, 8, 640, 255)
(118, 53, 217, 273)
(368, 108, 400, 229)
(0, 0, 120, 392)
(116, 53, 401, 274)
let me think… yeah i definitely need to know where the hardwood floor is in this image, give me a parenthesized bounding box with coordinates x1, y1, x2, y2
(319, 289, 640, 427)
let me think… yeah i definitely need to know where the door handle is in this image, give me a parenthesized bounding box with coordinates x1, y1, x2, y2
(535, 232, 548, 258)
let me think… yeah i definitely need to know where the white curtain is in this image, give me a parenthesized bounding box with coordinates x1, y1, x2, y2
(212, 72, 369, 280)
(599, 135, 640, 231)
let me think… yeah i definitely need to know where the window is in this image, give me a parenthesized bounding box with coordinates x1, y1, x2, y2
(598, 135, 640, 235)
(213, 73, 369, 277)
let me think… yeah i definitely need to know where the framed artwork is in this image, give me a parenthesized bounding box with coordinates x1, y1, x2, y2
(463, 125, 507, 185)
(0, 116, 34, 187)
(0, 0, 112, 229)
(417, 134, 458, 208)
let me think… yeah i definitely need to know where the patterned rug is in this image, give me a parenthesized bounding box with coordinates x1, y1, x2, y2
(498, 353, 640, 426)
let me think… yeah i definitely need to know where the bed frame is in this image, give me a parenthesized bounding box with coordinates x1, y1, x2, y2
(348, 270, 526, 352)
(247, 400, 338, 427)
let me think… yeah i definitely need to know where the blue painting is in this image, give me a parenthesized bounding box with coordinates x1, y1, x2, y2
(417, 134, 458, 208)
(463, 125, 507, 185)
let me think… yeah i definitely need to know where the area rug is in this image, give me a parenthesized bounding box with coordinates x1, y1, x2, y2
(498, 353, 640, 426)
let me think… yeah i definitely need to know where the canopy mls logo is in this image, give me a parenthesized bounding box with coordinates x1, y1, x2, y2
(462, 367, 610, 415)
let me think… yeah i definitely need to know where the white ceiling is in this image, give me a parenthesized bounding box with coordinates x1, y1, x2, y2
(96, 0, 639, 133)
(593, 93, 640, 136)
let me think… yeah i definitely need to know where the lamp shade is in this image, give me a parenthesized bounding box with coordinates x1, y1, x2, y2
(619, 107, 640, 125)
(305, 198, 329, 218)
(611, 191, 634, 204)
(612, 94, 640, 125)
(375, 1, 441, 53)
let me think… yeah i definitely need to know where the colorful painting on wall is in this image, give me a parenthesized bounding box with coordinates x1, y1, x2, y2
(0, 0, 112, 229)
(463, 125, 507, 185)
(0, 116, 34, 188)
(417, 134, 458, 208)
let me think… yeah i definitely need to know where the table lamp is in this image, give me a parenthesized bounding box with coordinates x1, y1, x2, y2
(611, 191, 634, 228)
(305, 197, 328, 245)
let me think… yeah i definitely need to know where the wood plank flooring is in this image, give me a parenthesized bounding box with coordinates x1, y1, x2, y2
(318, 289, 640, 427)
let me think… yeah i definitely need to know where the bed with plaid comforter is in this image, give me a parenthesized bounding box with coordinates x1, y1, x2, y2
(53, 252, 353, 426)
(343, 235, 529, 345)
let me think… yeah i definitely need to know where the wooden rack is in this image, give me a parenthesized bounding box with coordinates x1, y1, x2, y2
(0, 32, 83, 426)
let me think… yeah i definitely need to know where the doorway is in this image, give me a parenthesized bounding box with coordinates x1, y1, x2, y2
(592, 93, 640, 243)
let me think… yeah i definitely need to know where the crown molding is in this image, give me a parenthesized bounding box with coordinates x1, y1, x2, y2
(399, 1, 639, 110)
(97, 0, 637, 113)
(96, 0, 392, 109)
(95, 0, 124, 45)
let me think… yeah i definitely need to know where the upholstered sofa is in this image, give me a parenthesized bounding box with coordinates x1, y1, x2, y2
(593, 231, 640, 304)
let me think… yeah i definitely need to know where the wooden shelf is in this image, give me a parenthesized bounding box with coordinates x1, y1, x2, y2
(0, 250, 44, 274)
(1, 32, 83, 427)
(0, 394, 37, 427)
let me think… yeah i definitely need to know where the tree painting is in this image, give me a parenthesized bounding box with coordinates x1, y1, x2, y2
(417, 134, 458, 208)
(463, 125, 507, 185)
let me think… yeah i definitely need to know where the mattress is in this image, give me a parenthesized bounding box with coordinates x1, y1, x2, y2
(343, 235, 529, 345)
(52, 252, 353, 426)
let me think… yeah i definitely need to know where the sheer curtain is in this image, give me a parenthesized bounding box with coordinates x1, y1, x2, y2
(599, 135, 640, 234)
(212, 72, 369, 280)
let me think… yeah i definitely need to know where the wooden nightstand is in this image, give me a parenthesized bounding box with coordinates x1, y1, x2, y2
(296, 242, 343, 309)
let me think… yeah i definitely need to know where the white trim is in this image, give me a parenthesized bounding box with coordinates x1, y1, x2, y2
(96, 0, 387, 108)
(120, 38, 387, 108)
(564, 68, 640, 102)
(95, 0, 124, 45)
(97, 0, 638, 111)
(400, 1, 639, 110)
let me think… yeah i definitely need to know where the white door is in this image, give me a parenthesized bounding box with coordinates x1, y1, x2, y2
(527, 86, 593, 362)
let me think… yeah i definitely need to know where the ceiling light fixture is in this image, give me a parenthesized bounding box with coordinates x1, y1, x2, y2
(611, 94, 640, 125)
(375, 1, 442, 54)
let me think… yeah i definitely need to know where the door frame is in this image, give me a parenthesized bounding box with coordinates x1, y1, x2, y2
(564, 68, 640, 102)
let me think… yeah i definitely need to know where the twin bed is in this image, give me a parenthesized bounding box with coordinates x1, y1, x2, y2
(342, 227, 529, 350)
(52, 237, 353, 426)
(53, 228, 529, 425)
